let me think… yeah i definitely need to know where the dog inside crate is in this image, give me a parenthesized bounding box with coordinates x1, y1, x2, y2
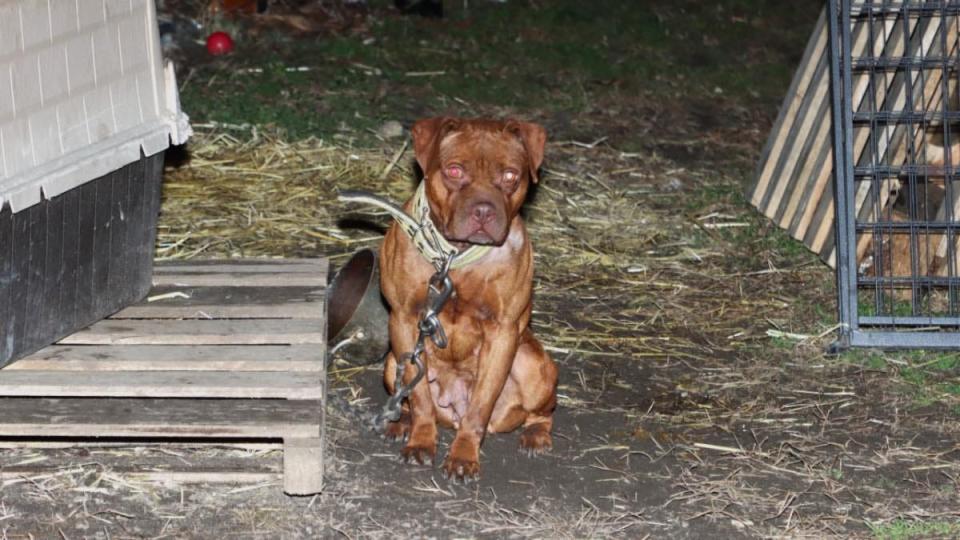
(858, 76, 960, 317)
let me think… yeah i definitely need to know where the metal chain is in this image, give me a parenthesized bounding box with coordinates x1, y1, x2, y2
(371, 254, 457, 432)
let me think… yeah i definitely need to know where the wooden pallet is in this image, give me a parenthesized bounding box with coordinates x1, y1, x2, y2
(749, 8, 960, 268)
(0, 259, 327, 495)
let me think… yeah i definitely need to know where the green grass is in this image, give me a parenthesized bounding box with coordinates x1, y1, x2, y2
(869, 519, 960, 540)
(836, 350, 960, 412)
(178, 0, 822, 142)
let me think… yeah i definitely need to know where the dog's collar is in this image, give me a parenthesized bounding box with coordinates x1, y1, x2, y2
(339, 182, 492, 271)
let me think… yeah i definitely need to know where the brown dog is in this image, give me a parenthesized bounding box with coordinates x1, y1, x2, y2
(378, 117, 558, 481)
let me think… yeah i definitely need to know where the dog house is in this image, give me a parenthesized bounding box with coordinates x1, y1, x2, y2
(0, 0, 191, 367)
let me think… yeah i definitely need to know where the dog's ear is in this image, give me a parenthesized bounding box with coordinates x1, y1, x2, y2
(507, 121, 547, 183)
(411, 117, 461, 173)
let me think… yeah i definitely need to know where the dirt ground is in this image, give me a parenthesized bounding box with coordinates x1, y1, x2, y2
(2, 1, 959, 538)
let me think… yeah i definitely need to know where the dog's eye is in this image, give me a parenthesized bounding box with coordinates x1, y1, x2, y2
(445, 165, 464, 179)
(503, 169, 519, 184)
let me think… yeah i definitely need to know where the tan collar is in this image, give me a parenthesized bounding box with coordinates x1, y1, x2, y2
(339, 182, 492, 271)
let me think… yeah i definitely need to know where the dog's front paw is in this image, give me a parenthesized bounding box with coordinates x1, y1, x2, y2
(442, 455, 480, 482)
(443, 438, 480, 482)
(519, 423, 552, 456)
(400, 442, 436, 465)
(383, 411, 411, 443)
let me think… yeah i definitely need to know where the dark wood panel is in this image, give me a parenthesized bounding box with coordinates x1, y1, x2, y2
(0, 398, 323, 438)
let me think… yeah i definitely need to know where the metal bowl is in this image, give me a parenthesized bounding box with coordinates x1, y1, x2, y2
(327, 249, 390, 365)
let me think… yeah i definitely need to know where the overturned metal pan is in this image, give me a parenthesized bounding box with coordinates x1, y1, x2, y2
(327, 249, 391, 365)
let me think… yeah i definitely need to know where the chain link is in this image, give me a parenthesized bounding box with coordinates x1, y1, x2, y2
(371, 254, 457, 432)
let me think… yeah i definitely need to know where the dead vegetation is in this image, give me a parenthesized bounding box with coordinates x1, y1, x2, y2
(1, 121, 958, 538)
(138, 125, 960, 538)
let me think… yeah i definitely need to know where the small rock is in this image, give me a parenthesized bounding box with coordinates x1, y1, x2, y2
(378, 120, 405, 139)
(665, 177, 685, 192)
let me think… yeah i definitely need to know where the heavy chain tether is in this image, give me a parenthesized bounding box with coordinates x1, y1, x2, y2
(371, 253, 457, 432)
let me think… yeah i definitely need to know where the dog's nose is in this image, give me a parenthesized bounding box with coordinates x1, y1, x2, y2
(471, 202, 496, 224)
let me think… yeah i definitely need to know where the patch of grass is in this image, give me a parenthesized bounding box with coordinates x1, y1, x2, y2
(177, 0, 823, 143)
(868, 519, 960, 540)
(836, 349, 888, 370)
(812, 301, 833, 326)
(683, 182, 742, 212)
(768, 335, 795, 350)
(834, 350, 960, 409)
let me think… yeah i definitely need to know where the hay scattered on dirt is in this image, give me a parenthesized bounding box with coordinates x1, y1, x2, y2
(160, 124, 788, 363)
(153, 126, 960, 538)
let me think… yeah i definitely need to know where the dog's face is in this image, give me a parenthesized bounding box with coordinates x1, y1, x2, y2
(411, 117, 546, 246)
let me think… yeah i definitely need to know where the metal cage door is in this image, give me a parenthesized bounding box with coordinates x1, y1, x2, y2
(830, 0, 960, 348)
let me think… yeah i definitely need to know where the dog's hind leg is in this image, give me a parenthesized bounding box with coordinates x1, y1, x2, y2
(516, 331, 557, 454)
(488, 330, 558, 453)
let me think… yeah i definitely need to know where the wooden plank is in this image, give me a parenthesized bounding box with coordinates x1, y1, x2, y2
(750, 8, 828, 207)
(6, 344, 324, 372)
(41, 184, 65, 348)
(114, 303, 324, 319)
(0, 398, 323, 438)
(283, 438, 324, 495)
(152, 259, 328, 287)
(152, 272, 327, 288)
(58, 319, 325, 345)
(154, 259, 328, 273)
(761, 13, 890, 235)
(0, 371, 324, 399)
(0, 470, 281, 486)
(92, 169, 114, 318)
(806, 14, 912, 256)
(75, 180, 98, 332)
(114, 286, 325, 319)
(0, 440, 280, 449)
(775, 6, 893, 235)
(770, 70, 830, 224)
(760, 37, 831, 218)
(784, 117, 833, 235)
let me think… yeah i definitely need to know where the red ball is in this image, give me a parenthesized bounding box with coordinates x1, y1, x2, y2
(206, 31, 234, 56)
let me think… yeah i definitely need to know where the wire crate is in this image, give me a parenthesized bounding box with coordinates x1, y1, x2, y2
(830, 0, 960, 348)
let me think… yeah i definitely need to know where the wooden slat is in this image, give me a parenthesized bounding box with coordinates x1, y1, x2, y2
(760, 35, 831, 217)
(0, 470, 281, 486)
(750, 9, 828, 207)
(0, 371, 324, 399)
(154, 259, 328, 273)
(749, 9, 960, 268)
(6, 345, 323, 372)
(801, 14, 901, 248)
(0, 257, 328, 495)
(115, 303, 324, 319)
(152, 272, 327, 288)
(284, 438, 324, 495)
(0, 398, 322, 438)
(114, 286, 325, 319)
(777, 14, 893, 235)
(152, 259, 328, 288)
(753, 12, 890, 241)
(58, 319, 325, 345)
